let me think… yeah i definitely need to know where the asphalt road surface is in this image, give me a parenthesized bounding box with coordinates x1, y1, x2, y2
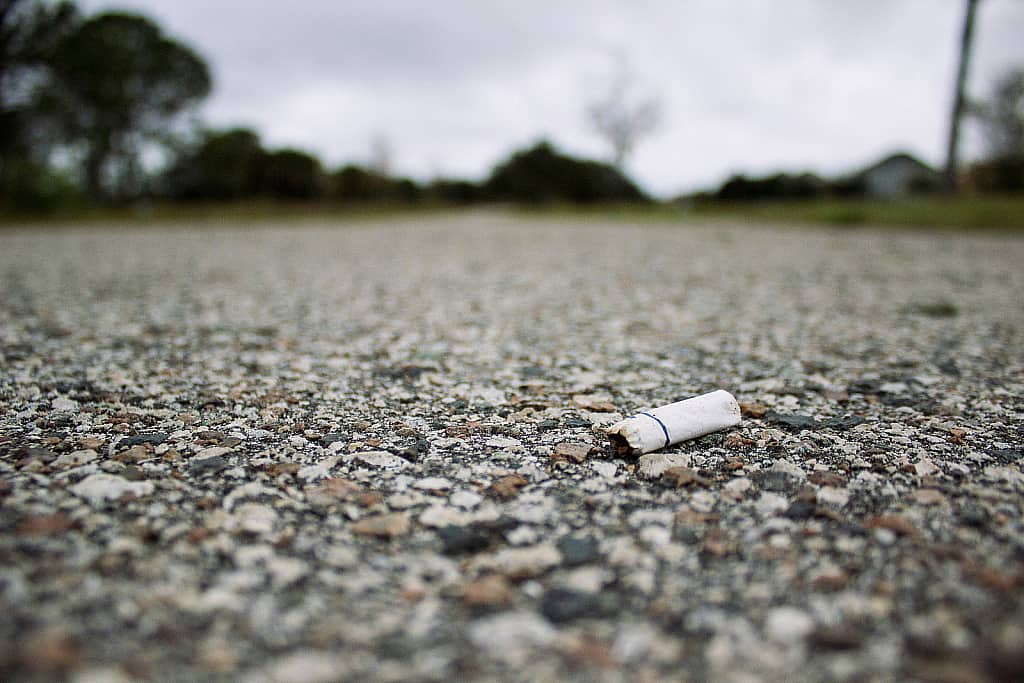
(1, 213, 1022, 682)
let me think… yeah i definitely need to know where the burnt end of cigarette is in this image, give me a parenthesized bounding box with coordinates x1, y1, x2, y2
(606, 389, 741, 456)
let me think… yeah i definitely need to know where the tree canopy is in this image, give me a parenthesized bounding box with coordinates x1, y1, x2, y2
(38, 10, 211, 199)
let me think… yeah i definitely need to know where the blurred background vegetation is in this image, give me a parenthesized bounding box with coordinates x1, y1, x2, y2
(1, 0, 1022, 224)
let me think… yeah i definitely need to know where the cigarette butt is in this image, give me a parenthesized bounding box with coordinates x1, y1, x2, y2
(607, 389, 741, 456)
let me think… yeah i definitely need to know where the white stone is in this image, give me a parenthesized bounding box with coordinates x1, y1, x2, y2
(413, 477, 452, 491)
(418, 505, 471, 528)
(70, 473, 154, 506)
(770, 458, 806, 480)
(266, 556, 308, 588)
(235, 503, 277, 535)
(196, 446, 233, 459)
(352, 451, 409, 470)
(467, 611, 556, 664)
(268, 650, 349, 683)
(298, 455, 340, 482)
(52, 396, 79, 412)
(637, 452, 692, 479)
(816, 486, 850, 508)
(471, 544, 561, 578)
(449, 489, 483, 509)
(724, 477, 752, 494)
(485, 436, 521, 449)
(639, 525, 672, 548)
(591, 461, 617, 478)
(55, 449, 98, 468)
(764, 606, 814, 644)
(754, 492, 789, 516)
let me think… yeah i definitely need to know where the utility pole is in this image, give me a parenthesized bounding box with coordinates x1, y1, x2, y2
(944, 0, 981, 193)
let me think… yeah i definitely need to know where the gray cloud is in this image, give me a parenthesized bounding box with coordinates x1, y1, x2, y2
(80, 0, 1024, 195)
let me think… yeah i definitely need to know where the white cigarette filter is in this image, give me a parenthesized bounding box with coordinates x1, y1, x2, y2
(607, 389, 741, 456)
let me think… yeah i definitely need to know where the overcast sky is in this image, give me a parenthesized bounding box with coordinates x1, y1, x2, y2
(79, 0, 1024, 196)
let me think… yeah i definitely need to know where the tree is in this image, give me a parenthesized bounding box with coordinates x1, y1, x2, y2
(484, 140, 646, 204)
(944, 0, 981, 192)
(261, 149, 326, 200)
(164, 128, 267, 200)
(39, 11, 211, 200)
(973, 68, 1024, 161)
(0, 0, 80, 207)
(586, 58, 662, 169)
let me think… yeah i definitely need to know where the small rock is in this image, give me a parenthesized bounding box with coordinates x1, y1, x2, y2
(352, 512, 410, 539)
(467, 611, 557, 664)
(413, 476, 452, 491)
(816, 487, 850, 508)
(353, 451, 409, 470)
(51, 397, 79, 412)
(54, 449, 98, 468)
(637, 453, 692, 479)
(17, 512, 75, 536)
(557, 535, 601, 566)
(766, 411, 819, 430)
(809, 470, 846, 487)
(437, 524, 492, 555)
(661, 466, 711, 488)
(461, 574, 513, 608)
(268, 651, 349, 683)
(765, 606, 814, 644)
(540, 587, 603, 623)
(449, 489, 483, 509)
(739, 402, 769, 418)
(475, 543, 562, 579)
(485, 436, 521, 449)
(552, 442, 592, 463)
(69, 473, 154, 506)
(866, 514, 917, 536)
(590, 461, 617, 478)
(189, 454, 228, 477)
(235, 503, 277, 535)
(116, 433, 169, 449)
(489, 473, 529, 499)
(572, 394, 617, 412)
(913, 489, 946, 505)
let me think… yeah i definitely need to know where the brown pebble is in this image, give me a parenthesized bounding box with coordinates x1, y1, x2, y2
(739, 402, 769, 418)
(866, 514, 918, 537)
(266, 462, 300, 477)
(352, 512, 410, 539)
(489, 474, 529, 499)
(461, 574, 513, 607)
(913, 489, 946, 506)
(809, 470, 847, 487)
(661, 466, 711, 488)
(551, 442, 592, 464)
(17, 512, 75, 536)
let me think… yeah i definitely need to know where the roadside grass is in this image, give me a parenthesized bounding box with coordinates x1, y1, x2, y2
(522, 195, 1024, 231)
(3, 195, 1024, 231)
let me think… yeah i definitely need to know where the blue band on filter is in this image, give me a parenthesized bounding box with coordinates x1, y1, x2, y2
(638, 411, 672, 448)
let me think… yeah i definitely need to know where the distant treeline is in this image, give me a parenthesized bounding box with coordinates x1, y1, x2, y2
(1, 0, 1021, 215)
(163, 134, 646, 206)
(0, 1, 645, 213)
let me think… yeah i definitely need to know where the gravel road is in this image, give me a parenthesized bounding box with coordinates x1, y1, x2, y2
(2, 213, 1023, 682)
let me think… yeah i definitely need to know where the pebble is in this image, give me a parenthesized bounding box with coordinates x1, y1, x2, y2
(467, 611, 557, 663)
(54, 449, 98, 468)
(69, 473, 154, 505)
(351, 512, 410, 539)
(637, 453, 692, 479)
(765, 606, 814, 644)
(352, 451, 409, 470)
(449, 489, 483, 509)
(413, 477, 452, 491)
